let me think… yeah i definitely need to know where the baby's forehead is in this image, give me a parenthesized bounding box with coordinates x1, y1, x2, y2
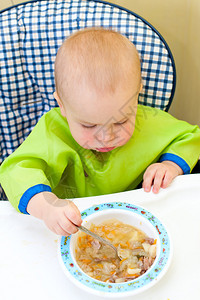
(65, 84, 139, 125)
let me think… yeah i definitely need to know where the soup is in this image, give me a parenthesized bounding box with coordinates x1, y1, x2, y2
(75, 219, 157, 283)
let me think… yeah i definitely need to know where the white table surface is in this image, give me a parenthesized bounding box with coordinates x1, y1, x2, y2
(0, 174, 200, 300)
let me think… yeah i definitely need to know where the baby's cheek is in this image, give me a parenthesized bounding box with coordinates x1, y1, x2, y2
(122, 122, 134, 141)
(76, 130, 94, 148)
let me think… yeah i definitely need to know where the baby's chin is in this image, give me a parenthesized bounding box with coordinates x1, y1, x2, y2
(94, 147, 116, 152)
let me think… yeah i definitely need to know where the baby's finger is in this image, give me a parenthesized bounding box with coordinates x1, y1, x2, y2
(161, 171, 174, 188)
(152, 170, 166, 193)
(70, 201, 82, 217)
(59, 214, 79, 235)
(51, 222, 71, 236)
(143, 169, 156, 192)
(64, 201, 82, 226)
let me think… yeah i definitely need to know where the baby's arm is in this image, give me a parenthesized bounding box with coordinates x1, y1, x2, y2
(27, 192, 82, 236)
(0, 109, 83, 235)
(142, 161, 183, 194)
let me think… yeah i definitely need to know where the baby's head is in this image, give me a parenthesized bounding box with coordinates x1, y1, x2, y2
(54, 27, 142, 152)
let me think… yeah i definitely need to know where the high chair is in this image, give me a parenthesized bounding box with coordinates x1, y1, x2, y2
(0, 0, 177, 199)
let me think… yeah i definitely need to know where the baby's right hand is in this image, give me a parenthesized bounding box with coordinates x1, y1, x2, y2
(43, 196, 82, 236)
(27, 192, 82, 236)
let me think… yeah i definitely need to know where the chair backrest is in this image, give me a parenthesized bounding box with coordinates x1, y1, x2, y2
(0, 0, 176, 199)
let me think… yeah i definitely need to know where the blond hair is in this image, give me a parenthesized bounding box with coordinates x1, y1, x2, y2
(54, 27, 141, 101)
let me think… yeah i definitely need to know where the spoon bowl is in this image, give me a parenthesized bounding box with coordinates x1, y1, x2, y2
(76, 225, 121, 260)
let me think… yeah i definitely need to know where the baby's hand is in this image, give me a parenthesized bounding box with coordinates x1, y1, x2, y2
(142, 161, 183, 194)
(43, 196, 82, 236)
(27, 192, 82, 236)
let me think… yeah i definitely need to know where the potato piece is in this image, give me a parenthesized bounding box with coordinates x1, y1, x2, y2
(142, 242, 151, 253)
(86, 272, 94, 277)
(127, 268, 141, 275)
(115, 278, 126, 283)
(102, 262, 117, 274)
(149, 244, 156, 258)
(118, 249, 131, 259)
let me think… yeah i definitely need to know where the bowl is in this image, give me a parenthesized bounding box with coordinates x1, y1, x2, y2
(58, 202, 172, 297)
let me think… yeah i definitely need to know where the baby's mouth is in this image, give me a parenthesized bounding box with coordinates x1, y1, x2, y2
(95, 147, 116, 152)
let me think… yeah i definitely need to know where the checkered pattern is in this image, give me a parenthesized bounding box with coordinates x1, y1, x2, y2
(0, 0, 176, 199)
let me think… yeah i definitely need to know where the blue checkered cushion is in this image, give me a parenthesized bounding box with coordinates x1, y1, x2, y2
(0, 0, 176, 199)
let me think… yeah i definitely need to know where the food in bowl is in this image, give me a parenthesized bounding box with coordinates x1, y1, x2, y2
(75, 219, 157, 283)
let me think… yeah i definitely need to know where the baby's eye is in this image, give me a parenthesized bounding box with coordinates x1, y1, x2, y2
(115, 119, 128, 125)
(81, 124, 97, 128)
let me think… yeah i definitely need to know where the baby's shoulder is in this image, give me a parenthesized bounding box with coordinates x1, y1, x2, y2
(40, 107, 67, 125)
(136, 105, 173, 124)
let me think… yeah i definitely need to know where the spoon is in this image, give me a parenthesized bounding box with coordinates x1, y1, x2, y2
(76, 225, 121, 260)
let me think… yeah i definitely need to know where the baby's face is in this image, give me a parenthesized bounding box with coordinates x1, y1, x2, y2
(55, 83, 140, 152)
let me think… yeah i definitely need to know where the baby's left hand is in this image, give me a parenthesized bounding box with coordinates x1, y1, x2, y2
(143, 161, 183, 193)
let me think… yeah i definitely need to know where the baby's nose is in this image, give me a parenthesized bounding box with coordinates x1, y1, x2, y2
(95, 125, 115, 142)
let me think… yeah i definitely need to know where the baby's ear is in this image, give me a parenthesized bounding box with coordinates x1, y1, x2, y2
(53, 91, 61, 105)
(53, 91, 66, 117)
(139, 82, 143, 93)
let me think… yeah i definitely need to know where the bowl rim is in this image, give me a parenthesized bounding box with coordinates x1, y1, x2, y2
(58, 202, 172, 298)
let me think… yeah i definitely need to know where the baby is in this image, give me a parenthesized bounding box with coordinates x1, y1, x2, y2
(1, 28, 200, 236)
